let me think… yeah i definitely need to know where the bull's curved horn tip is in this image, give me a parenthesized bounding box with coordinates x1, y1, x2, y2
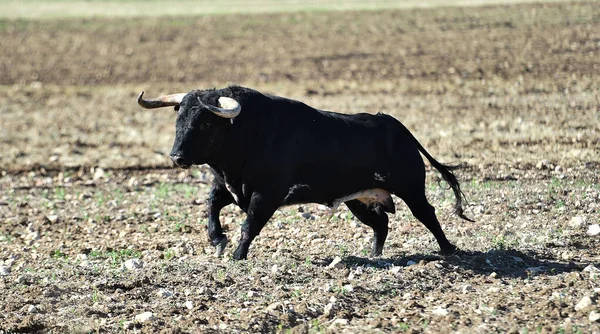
(137, 91, 145, 100)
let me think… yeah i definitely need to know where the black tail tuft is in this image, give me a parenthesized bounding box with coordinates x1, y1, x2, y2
(433, 162, 474, 222)
(414, 142, 474, 222)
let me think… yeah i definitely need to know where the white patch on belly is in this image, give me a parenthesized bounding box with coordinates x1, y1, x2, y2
(225, 182, 239, 203)
(325, 188, 392, 221)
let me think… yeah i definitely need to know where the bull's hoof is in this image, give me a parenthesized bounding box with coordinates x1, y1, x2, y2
(439, 244, 458, 255)
(214, 236, 228, 258)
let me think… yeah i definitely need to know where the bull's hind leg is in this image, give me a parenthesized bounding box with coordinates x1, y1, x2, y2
(345, 200, 389, 257)
(399, 192, 457, 255)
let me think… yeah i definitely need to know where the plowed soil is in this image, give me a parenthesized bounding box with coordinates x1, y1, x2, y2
(1, 2, 599, 333)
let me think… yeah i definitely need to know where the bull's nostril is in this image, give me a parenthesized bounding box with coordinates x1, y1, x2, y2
(170, 155, 185, 167)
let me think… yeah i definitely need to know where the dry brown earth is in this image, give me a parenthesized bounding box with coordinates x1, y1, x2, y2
(1, 2, 599, 333)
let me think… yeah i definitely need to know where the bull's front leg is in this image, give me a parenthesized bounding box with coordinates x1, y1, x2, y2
(207, 183, 234, 257)
(233, 192, 279, 260)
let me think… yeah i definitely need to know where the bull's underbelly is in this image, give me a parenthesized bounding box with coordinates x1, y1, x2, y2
(281, 185, 395, 213)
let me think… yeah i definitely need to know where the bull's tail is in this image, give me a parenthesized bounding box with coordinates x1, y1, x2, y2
(413, 136, 474, 222)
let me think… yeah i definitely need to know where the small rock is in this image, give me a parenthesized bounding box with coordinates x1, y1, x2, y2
(156, 288, 173, 298)
(271, 264, 278, 274)
(274, 221, 284, 229)
(575, 296, 593, 312)
(135, 311, 154, 322)
(343, 284, 354, 293)
(93, 167, 106, 180)
(122, 321, 135, 330)
(589, 310, 600, 322)
(124, 258, 143, 271)
(432, 306, 449, 316)
(323, 303, 334, 316)
(390, 266, 402, 275)
(27, 305, 38, 314)
(266, 302, 280, 312)
(328, 318, 349, 329)
(583, 265, 600, 279)
(536, 159, 550, 170)
(489, 272, 498, 279)
(569, 216, 585, 228)
(587, 224, 600, 236)
(45, 215, 59, 223)
(14, 275, 25, 284)
(462, 284, 474, 293)
(79, 260, 92, 268)
(0, 266, 10, 276)
(247, 291, 256, 298)
(185, 301, 194, 310)
(554, 165, 563, 172)
(328, 256, 346, 269)
(301, 212, 314, 220)
(406, 260, 417, 266)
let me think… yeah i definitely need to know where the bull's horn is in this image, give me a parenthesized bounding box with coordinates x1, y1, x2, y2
(203, 97, 241, 118)
(137, 91, 187, 109)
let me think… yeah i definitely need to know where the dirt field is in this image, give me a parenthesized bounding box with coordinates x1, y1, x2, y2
(1, 1, 600, 333)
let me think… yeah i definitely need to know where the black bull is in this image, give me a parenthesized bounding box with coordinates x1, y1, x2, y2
(137, 86, 473, 260)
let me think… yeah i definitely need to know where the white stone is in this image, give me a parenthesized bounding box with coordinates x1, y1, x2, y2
(247, 291, 256, 298)
(79, 260, 92, 268)
(135, 311, 154, 322)
(0, 266, 10, 276)
(323, 303, 334, 316)
(343, 284, 354, 293)
(328, 318, 349, 329)
(575, 296, 593, 312)
(589, 310, 600, 322)
(185, 301, 194, 310)
(124, 258, 143, 271)
(569, 216, 585, 228)
(27, 305, 38, 313)
(432, 306, 449, 316)
(390, 266, 402, 275)
(157, 288, 173, 298)
(328, 256, 345, 269)
(583, 265, 600, 279)
(587, 224, 600, 236)
(462, 284, 474, 293)
(45, 215, 59, 223)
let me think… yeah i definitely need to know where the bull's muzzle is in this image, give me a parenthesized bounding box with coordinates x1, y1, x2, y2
(170, 155, 191, 169)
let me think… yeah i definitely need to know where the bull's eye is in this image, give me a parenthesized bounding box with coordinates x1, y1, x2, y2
(174, 105, 180, 112)
(200, 122, 211, 130)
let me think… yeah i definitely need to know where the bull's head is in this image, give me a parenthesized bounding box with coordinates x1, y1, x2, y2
(137, 91, 241, 168)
